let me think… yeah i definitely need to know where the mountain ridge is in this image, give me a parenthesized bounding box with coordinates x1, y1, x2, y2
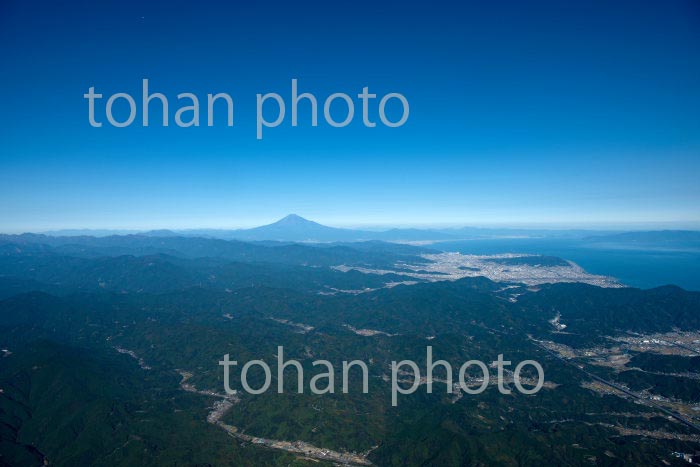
(28, 215, 700, 245)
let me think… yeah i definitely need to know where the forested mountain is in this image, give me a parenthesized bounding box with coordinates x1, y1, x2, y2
(1, 233, 700, 466)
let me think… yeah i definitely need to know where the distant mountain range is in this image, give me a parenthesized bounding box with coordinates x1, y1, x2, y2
(36, 215, 699, 247)
(166, 214, 461, 242)
(584, 230, 700, 249)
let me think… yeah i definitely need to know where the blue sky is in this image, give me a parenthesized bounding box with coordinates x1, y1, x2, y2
(1, 0, 699, 231)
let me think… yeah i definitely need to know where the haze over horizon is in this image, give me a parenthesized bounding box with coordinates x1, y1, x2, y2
(3, 213, 700, 236)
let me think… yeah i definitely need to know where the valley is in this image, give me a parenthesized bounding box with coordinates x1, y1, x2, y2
(1, 223, 700, 466)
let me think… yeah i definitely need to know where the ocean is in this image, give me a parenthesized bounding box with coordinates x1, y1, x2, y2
(436, 238, 700, 291)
